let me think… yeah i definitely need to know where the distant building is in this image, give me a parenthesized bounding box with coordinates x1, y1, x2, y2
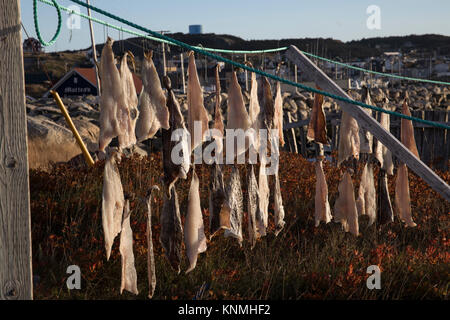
(43, 67, 142, 98)
(189, 25, 203, 34)
(23, 38, 43, 53)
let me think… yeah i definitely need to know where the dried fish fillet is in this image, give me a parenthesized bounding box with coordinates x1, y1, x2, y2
(395, 164, 417, 227)
(102, 149, 124, 260)
(273, 81, 285, 146)
(120, 199, 138, 295)
(334, 171, 359, 236)
(98, 38, 129, 151)
(359, 86, 373, 154)
(119, 51, 138, 148)
(248, 70, 261, 152)
(338, 111, 360, 166)
(227, 71, 252, 158)
(160, 185, 183, 273)
(401, 99, 419, 158)
(209, 163, 229, 239)
(258, 77, 274, 132)
(257, 159, 270, 237)
(377, 170, 394, 225)
(212, 65, 225, 157)
(374, 101, 394, 175)
(273, 172, 286, 236)
(223, 166, 244, 245)
(187, 52, 210, 152)
(146, 186, 159, 299)
(307, 88, 328, 145)
(162, 76, 190, 191)
(356, 161, 376, 226)
(135, 51, 169, 142)
(185, 169, 207, 273)
(314, 159, 332, 227)
(247, 165, 260, 248)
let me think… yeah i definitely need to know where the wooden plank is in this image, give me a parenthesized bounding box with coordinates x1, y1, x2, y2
(0, 0, 33, 300)
(286, 45, 450, 202)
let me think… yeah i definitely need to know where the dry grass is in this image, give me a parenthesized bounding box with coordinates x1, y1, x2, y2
(30, 151, 450, 300)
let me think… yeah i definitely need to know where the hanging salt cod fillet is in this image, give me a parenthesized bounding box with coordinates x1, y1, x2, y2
(377, 170, 394, 225)
(227, 71, 252, 158)
(334, 171, 359, 236)
(247, 165, 260, 248)
(146, 186, 159, 299)
(185, 169, 207, 274)
(338, 111, 360, 166)
(374, 97, 394, 175)
(98, 37, 129, 151)
(209, 67, 229, 238)
(273, 81, 285, 147)
(248, 67, 261, 152)
(162, 76, 190, 191)
(395, 164, 416, 227)
(307, 88, 328, 145)
(212, 64, 225, 156)
(394, 98, 418, 227)
(223, 166, 244, 245)
(358, 86, 374, 154)
(257, 160, 269, 237)
(135, 51, 170, 142)
(187, 52, 210, 152)
(400, 99, 419, 158)
(119, 51, 139, 148)
(120, 198, 138, 295)
(209, 163, 229, 239)
(314, 158, 332, 227)
(102, 148, 124, 260)
(356, 161, 376, 226)
(160, 185, 183, 273)
(273, 172, 286, 236)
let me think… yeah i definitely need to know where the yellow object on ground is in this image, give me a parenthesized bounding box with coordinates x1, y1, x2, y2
(50, 90, 95, 166)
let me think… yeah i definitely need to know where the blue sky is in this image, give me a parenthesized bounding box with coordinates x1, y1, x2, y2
(21, 0, 450, 52)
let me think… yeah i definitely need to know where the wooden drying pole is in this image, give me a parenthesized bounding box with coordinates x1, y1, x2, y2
(0, 0, 33, 300)
(85, 0, 100, 94)
(286, 45, 450, 202)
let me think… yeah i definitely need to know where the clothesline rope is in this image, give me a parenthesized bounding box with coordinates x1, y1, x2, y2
(32, 0, 450, 130)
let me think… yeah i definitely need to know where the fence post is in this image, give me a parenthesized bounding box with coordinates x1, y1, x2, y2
(0, 0, 33, 300)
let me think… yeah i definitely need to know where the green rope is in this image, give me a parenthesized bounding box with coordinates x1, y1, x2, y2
(302, 51, 450, 86)
(33, 0, 62, 46)
(33, 0, 450, 130)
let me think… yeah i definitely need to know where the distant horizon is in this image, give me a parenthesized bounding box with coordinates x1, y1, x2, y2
(21, 0, 450, 52)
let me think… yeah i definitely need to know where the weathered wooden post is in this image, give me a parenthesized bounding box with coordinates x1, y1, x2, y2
(0, 0, 33, 300)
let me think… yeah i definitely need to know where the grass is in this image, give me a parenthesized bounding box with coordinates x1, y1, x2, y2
(29, 151, 449, 300)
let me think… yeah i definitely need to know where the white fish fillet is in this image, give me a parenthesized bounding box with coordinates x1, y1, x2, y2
(338, 111, 360, 166)
(359, 87, 373, 154)
(247, 165, 260, 248)
(273, 172, 286, 236)
(356, 162, 376, 226)
(374, 100, 394, 175)
(273, 82, 285, 147)
(102, 149, 124, 260)
(401, 99, 419, 158)
(187, 52, 210, 152)
(212, 65, 225, 157)
(185, 169, 207, 274)
(257, 158, 270, 237)
(118, 52, 138, 148)
(223, 165, 244, 245)
(135, 51, 169, 142)
(98, 38, 129, 151)
(314, 159, 332, 227)
(307, 89, 328, 145)
(227, 71, 252, 159)
(120, 199, 138, 295)
(248, 71, 260, 152)
(146, 186, 159, 299)
(395, 164, 417, 227)
(334, 171, 359, 236)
